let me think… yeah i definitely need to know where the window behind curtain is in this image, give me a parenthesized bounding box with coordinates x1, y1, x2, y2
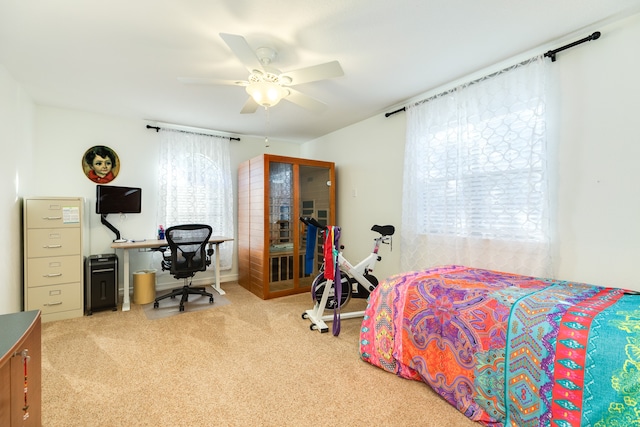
(402, 56, 551, 276)
(157, 129, 234, 269)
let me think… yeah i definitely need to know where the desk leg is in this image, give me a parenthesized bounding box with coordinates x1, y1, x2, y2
(212, 242, 225, 295)
(122, 248, 131, 311)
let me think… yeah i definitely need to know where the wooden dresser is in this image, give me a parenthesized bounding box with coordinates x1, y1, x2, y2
(0, 310, 41, 426)
(23, 197, 84, 322)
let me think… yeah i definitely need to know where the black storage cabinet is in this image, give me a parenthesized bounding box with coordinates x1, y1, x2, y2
(85, 254, 118, 315)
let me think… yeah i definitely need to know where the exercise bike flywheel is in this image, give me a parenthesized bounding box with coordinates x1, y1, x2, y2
(311, 271, 352, 310)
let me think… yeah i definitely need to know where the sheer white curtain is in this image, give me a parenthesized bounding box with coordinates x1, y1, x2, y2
(157, 129, 234, 269)
(401, 56, 551, 277)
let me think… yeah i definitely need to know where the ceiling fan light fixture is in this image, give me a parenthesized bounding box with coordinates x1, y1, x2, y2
(278, 75, 293, 85)
(246, 81, 289, 107)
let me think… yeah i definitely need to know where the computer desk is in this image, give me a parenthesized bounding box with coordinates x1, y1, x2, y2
(111, 236, 233, 311)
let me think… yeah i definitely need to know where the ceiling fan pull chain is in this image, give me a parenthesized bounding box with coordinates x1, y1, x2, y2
(264, 107, 270, 148)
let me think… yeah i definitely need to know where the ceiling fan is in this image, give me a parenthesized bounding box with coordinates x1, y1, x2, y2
(178, 33, 344, 114)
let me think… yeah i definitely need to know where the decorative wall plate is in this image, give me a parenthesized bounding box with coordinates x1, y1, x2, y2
(82, 145, 120, 183)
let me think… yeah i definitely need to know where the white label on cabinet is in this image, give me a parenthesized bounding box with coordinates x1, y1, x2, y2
(62, 206, 80, 224)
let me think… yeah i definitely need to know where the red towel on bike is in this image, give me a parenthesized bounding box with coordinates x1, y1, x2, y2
(323, 226, 335, 281)
(322, 225, 342, 336)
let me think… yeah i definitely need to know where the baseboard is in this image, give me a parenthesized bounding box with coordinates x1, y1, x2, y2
(118, 273, 239, 297)
(154, 273, 239, 292)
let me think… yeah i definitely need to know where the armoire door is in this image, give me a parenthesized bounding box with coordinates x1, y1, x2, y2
(297, 164, 333, 290)
(268, 161, 295, 293)
(266, 160, 334, 296)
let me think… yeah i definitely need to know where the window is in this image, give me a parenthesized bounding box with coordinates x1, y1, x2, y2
(157, 129, 234, 269)
(419, 100, 546, 242)
(402, 56, 551, 276)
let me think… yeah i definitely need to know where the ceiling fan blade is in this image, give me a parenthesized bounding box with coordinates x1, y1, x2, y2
(240, 97, 260, 114)
(280, 61, 344, 86)
(220, 33, 264, 73)
(285, 88, 328, 113)
(177, 77, 248, 86)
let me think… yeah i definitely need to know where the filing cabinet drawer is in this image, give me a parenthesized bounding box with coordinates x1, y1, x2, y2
(27, 255, 82, 287)
(27, 282, 82, 316)
(25, 199, 82, 229)
(27, 228, 81, 258)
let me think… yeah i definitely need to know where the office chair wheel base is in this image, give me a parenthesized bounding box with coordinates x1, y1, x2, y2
(153, 302, 159, 309)
(179, 305, 185, 312)
(209, 297, 214, 304)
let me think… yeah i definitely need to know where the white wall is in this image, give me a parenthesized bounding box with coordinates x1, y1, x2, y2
(303, 12, 640, 291)
(0, 65, 35, 315)
(301, 112, 406, 284)
(552, 13, 640, 288)
(30, 106, 301, 294)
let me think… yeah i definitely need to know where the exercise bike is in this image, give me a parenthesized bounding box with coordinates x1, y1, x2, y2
(299, 216, 394, 335)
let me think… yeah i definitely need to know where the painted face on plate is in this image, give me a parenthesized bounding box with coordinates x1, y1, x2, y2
(91, 155, 113, 177)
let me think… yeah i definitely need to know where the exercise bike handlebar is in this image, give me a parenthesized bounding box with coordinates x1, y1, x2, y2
(300, 216, 325, 229)
(299, 216, 395, 237)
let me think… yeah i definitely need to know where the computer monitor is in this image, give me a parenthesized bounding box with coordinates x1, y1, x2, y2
(96, 185, 142, 242)
(96, 185, 142, 214)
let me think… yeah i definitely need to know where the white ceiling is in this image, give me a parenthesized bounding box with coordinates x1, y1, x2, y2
(1, 1, 639, 143)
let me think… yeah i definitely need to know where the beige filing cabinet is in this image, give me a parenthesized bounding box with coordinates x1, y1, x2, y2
(23, 197, 84, 322)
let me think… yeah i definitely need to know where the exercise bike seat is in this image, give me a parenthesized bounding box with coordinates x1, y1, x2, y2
(371, 224, 395, 236)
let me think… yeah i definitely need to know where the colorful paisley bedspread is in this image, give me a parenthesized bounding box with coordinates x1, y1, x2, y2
(359, 265, 640, 426)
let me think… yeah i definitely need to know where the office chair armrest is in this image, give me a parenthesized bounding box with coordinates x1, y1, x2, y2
(152, 245, 172, 271)
(205, 247, 214, 267)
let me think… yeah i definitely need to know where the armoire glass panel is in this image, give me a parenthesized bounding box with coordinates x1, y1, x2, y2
(298, 165, 332, 289)
(268, 162, 294, 292)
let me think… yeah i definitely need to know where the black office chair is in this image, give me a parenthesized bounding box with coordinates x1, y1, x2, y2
(153, 224, 215, 312)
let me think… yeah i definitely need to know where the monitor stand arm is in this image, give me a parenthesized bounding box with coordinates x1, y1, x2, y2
(101, 214, 126, 243)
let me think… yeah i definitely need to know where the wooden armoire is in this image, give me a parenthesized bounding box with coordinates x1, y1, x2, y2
(238, 154, 335, 299)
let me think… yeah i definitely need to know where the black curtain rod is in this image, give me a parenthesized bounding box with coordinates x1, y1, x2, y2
(544, 31, 600, 62)
(385, 31, 601, 118)
(385, 107, 406, 118)
(146, 124, 241, 141)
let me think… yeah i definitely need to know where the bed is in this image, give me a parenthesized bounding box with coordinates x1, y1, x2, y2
(359, 265, 640, 426)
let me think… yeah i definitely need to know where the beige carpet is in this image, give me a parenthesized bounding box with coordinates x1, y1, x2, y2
(40, 282, 478, 427)
(142, 286, 231, 320)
